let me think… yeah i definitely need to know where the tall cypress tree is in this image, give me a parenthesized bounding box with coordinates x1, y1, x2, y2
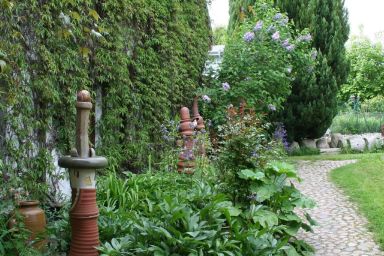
(229, 0, 349, 140)
(276, 0, 349, 140)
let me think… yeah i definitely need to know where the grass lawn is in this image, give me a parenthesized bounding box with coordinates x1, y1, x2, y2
(290, 153, 384, 247)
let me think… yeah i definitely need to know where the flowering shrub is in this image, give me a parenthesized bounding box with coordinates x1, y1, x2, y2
(217, 107, 315, 255)
(203, 1, 315, 126)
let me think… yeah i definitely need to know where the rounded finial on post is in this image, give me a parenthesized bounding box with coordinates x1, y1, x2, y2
(77, 90, 91, 102)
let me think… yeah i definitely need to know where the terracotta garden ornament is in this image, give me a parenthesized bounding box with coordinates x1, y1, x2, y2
(9, 200, 47, 250)
(192, 96, 206, 156)
(59, 90, 108, 256)
(177, 107, 195, 174)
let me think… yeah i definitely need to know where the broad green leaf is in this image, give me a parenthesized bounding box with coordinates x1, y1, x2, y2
(226, 206, 242, 216)
(250, 184, 278, 202)
(267, 161, 297, 178)
(238, 169, 265, 180)
(252, 209, 278, 228)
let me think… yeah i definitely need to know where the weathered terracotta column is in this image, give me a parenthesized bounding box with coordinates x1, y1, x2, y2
(177, 107, 195, 174)
(58, 90, 108, 256)
(192, 96, 206, 156)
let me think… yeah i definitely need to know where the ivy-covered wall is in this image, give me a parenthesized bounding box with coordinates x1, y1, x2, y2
(0, 0, 211, 199)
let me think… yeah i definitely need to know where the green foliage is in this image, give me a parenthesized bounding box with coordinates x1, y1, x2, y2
(0, 0, 211, 200)
(216, 109, 315, 255)
(340, 36, 384, 101)
(274, 0, 349, 141)
(330, 111, 384, 134)
(361, 96, 384, 113)
(288, 147, 320, 156)
(207, 1, 314, 126)
(96, 170, 243, 255)
(212, 27, 228, 45)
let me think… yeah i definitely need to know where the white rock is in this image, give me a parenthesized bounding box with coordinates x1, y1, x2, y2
(316, 137, 330, 149)
(301, 139, 317, 149)
(289, 141, 300, 151)
(347, 136, 366, 152)
(330, 133, 343, 148)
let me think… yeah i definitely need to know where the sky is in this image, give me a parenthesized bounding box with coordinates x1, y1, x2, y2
(208, 0, 384, 42)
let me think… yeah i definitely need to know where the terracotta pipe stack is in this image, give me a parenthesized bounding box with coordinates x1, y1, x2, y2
(177, 107, 195, 174)
(192, 96, 206, 156)
(59, 90, 108, 256)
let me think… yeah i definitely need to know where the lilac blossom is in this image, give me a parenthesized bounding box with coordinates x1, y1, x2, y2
(253, 20, 263, 31)
(243, 31, 255, 42)
(273, 13, 283, 20)
(298, 34, 312, 42)
(222, 82, 230, 91)
(285, 44, 295, 52)
(272, 31, 280, 41)
(202, 95, 211, 103)
(281, 39, 290, 48)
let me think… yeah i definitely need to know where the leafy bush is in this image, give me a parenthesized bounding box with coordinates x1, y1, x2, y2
(361, 96, 384, 113)
(339, 35, 384, 101)
(216, 108, 315, 255)
(204, 1, 314, 127)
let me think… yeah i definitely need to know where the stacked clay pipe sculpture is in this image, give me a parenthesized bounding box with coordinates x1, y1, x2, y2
(58, 90, 108, 256)
(177, 107, 195, 174)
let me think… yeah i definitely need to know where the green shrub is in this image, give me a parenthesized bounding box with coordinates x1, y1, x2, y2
(216, 108, 315, 255)
(361, 96, 384, 113)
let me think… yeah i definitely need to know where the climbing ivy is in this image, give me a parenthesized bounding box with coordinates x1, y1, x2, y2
(0, 0, 211, 201)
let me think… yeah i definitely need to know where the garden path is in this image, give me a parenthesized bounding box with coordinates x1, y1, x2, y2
(295, 160, 383, 256)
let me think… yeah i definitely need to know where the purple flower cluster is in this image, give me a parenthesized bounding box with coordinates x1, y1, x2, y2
(273, 123, 289, 150)
(243, 31, 255, 42)
(281, 39, 295, 52)
(273, 13, 283, 21)
(222, 82, 230, 91)
(202, 95, 211, 103)
(254, 20, 263, 31)
(298, 34, 312, 42)
(272, 31, 280, 41)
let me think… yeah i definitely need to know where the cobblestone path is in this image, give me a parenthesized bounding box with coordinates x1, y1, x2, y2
(295, 160, 383, 256)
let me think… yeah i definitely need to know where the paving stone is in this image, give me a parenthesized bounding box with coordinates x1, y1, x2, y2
(295, 160, 384, 256)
